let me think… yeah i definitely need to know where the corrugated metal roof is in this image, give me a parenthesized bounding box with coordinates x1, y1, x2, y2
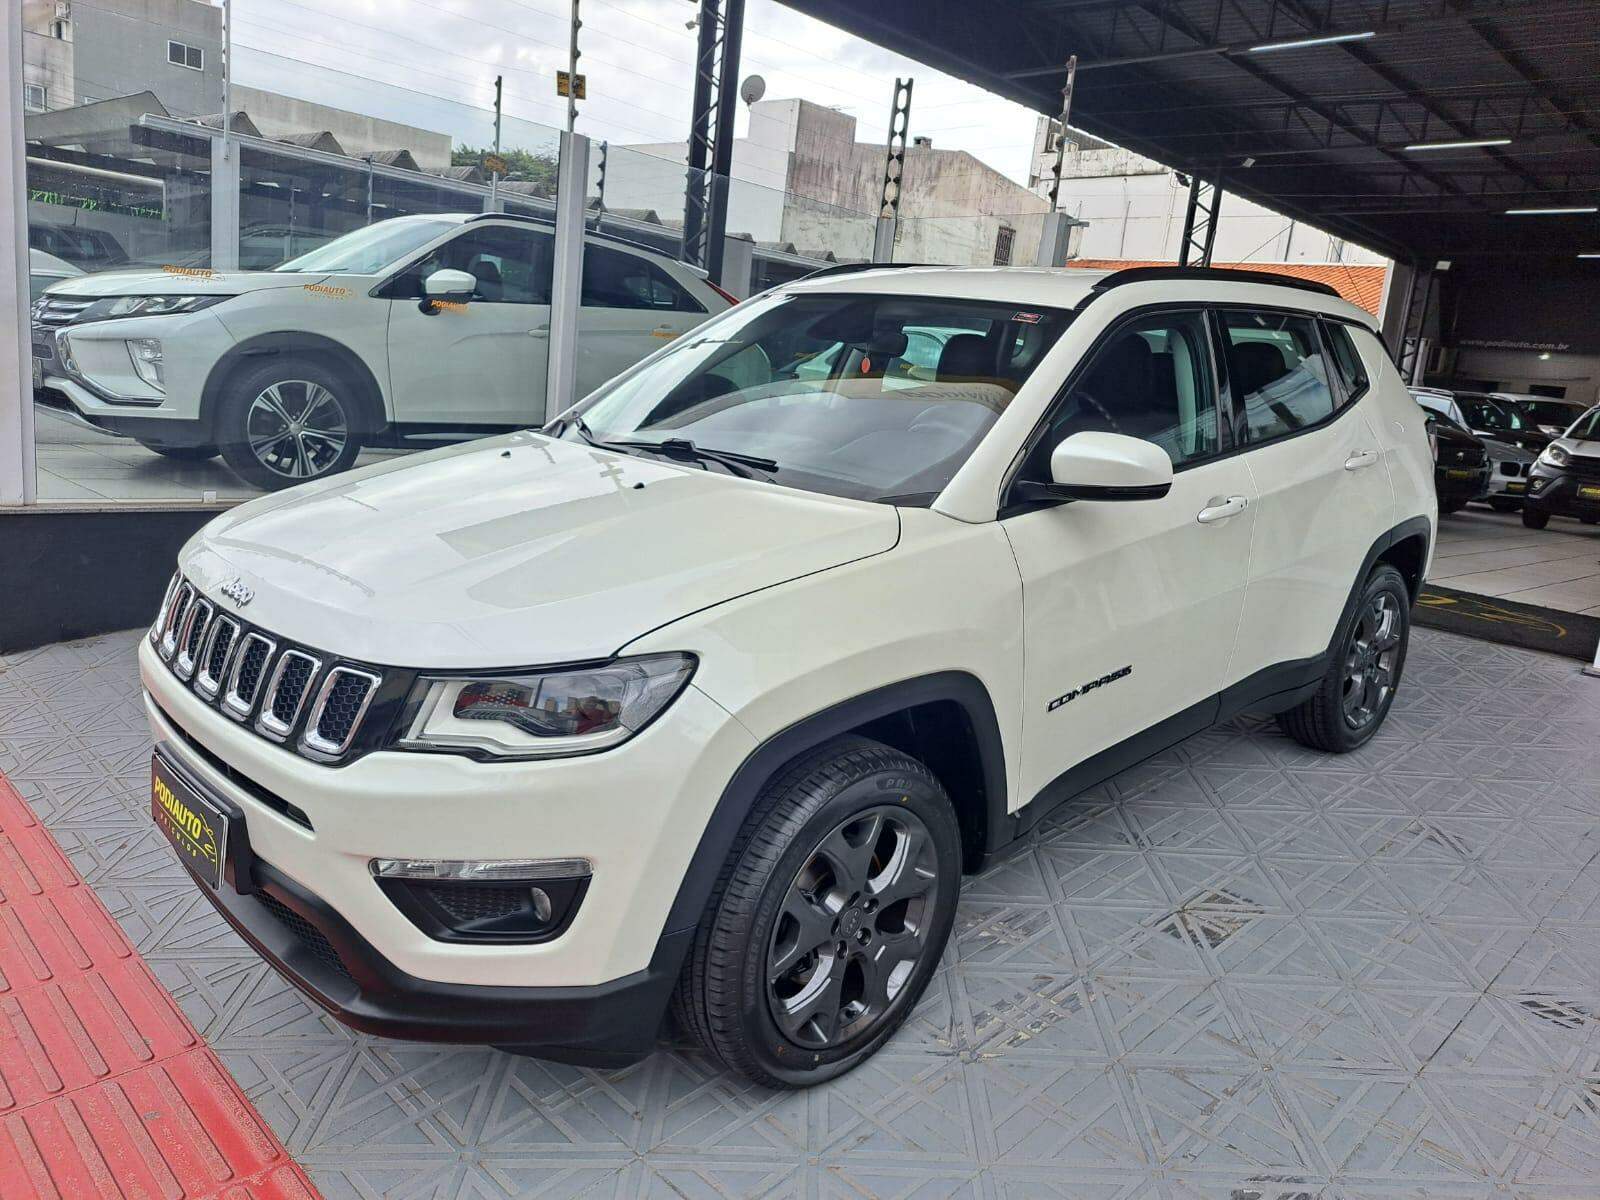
(779, 1, 1600, 267)
(1067, 258, 1388, 314)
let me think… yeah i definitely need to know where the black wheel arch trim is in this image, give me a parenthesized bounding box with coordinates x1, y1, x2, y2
(660, 670, 1008, 936)
(201, 331, 388, 438)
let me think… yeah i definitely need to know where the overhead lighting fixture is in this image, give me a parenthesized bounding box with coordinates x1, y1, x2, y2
(1403, 137, 1512, 152)
(1580, 253, 1600, 259)
(1247, 30, 1375, 53)
(1505, 206, 1598, 215)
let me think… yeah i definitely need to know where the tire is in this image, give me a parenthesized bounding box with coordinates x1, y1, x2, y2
(141, 443, 218, 461)
(215, 359, 364, 491)
(1487, 497, 1521, 513)
(1276, 564, 1410, 754)
(673, 735, 962, 1088)
(1439, 497, 1466, 514)
(1582, 517, 1599, 527)
(1522, 506, 1551, 530)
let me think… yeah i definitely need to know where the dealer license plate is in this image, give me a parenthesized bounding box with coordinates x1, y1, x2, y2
(1505, 481, 1527, 494)
(151, 752, 228, 890)
(1579, 485, 1600, 501)
(1446, 469, 1476, 480)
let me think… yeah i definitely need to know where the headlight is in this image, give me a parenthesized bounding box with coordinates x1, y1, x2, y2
(395, 653, 696, 759)
(1540, 444, 1570, 468)
(81, 294, 235, 320)
(127, 337, 165, 390)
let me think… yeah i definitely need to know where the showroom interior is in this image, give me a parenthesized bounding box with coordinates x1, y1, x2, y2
(3, 1, 1600, 1197)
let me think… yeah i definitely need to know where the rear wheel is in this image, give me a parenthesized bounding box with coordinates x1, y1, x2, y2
(216, 360, 364, 491)
(1277, 564, 1409, 753)
(673, 736, 962, 1087)
(1523, 506, 1551, 530)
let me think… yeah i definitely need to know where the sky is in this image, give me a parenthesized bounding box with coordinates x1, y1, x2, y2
(226, 0, 1047, 183)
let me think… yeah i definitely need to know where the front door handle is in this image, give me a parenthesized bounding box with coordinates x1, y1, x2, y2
(1197, 495, 1249, 524)
(1345, 448, 1379, 471)
(528, 324, 550, 337)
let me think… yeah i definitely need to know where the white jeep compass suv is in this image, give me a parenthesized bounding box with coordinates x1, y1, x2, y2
(141, 265, 1435, 1086)
(33, 213, 728, 489)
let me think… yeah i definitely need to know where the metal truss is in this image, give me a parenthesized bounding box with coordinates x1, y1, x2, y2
(682, 0, 745, 282)
(872, 77, 914, 263)
(1395, 264, 1437, 384)
(1178, 171, 1222, 267)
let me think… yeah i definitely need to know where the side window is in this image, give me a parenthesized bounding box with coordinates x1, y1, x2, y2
(408, 226, 553, 304)
(1027, 309, 1218, 477)
(582, 245, 705, 312)
(1322, 320, 1370, 406)
(1220, 309, 1336, 443)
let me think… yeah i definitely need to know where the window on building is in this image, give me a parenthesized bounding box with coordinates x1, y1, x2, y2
(993, 224, 1015, 266)
(51, 19, 69, 39)
(168, 40, 204, 70)
(23, 83, 48, 112)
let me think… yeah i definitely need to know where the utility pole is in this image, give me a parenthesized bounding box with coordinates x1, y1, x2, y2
(567, 0, 582, 133)
(872, 77, 913, 263)
(490, 74, 503, 211)
(1045, 55, 1077, 213)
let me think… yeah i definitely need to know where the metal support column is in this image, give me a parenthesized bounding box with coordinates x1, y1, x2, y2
(210, 133, 241, 270)
(546, 131, 591, 424)
(1043, 55, 1078, 213)
(872, 77, 913, 264)
(1177, 172, 1222, 267)
(682, 0, 744, 284)
(1395, 263, 1437, 385)
(1, 7, 36, 503)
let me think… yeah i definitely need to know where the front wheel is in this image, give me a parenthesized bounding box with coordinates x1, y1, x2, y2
(216, 360, 364, 491)
(673, 736, 962, 1088)
(1277, 564, 1410, 753)
(1487, 497, 1521, 513)
(1439, 497, 1467, 514)
(1523, 506, 1551, 530)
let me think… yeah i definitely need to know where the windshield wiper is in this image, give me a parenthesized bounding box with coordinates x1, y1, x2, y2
(600, 436, 779, 479)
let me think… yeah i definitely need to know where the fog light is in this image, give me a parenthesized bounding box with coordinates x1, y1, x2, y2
(370, 858, 591, 943)
(127, 337, 165, 390)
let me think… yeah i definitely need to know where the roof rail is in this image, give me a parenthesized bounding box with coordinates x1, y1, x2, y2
(1091, 266, 1341, 298)
(798, 261, 926, 281)
(465, 210, 703, 269)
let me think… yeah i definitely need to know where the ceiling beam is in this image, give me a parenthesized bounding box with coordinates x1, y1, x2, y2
(1453, 8, 1600, 156)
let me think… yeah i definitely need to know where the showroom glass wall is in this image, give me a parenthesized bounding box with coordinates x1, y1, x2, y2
(8, 2, 1041, 507)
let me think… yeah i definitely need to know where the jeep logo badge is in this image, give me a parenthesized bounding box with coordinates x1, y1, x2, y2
(219, 576, 254, 608)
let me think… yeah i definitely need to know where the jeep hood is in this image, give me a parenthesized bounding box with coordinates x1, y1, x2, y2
(44, 269, 332, 298)
(182, 432, 900, 668)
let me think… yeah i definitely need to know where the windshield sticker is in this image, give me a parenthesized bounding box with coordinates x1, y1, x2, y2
(1013, 311, 1044, 324)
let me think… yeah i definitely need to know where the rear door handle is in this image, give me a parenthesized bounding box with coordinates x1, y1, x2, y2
(1345, 449, 1379, 470)
(1197, 495, 1249, 524)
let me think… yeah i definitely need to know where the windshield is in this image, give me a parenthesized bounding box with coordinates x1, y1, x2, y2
(272, 217, 457, 274)
(563, 290, 1074, 503)
(1505, 398, 1581, 428)
(1565, 408, 1600, 441)
(1454, 393, 1521, 432)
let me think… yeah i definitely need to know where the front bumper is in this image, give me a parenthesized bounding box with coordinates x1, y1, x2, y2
(1434, 463, 1490, 503)
(163, 742, 685, 1064)
(1526, 465, 1600, 516)
(31, 310, 229, 427)
(1483, 459, 1532, 500)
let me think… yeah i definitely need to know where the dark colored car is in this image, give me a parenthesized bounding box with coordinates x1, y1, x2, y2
(1426, 411, 1491, 514)
(1523, 406, 1600, 529)
(29, 222, 130, 272)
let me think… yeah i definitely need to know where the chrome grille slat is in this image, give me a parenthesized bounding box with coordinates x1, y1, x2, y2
(256, 650, 321, 742)
(173, 600, 214, 680)
(301, 667, 381, 759)
(158, 583, 195, 660)
(194, 616, 239, 700)
(223, 632, 276, 720)
(158, 575, 383, 761)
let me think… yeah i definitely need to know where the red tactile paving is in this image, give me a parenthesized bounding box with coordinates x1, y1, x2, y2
(0, 773, 320, 1200)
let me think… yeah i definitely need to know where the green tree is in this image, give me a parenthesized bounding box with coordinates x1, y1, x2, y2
(453, 144, 559, 195)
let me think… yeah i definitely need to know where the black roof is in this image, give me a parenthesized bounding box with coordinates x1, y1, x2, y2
(777, 0, 1600, 267)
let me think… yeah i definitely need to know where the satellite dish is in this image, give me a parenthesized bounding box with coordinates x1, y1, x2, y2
(740, 75, 767, 105)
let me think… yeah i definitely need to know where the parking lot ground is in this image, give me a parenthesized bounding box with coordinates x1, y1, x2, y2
(1432, 506, 1600, 616)
(4, 625, 1599, 1198)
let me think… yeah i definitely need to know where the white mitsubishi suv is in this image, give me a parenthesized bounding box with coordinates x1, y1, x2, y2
(141, 265, 1435, 1086)
(33, 213, 729, 490)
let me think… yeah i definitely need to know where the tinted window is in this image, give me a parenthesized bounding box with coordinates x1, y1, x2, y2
(1028, 309, 1218, 474)
(409, 225, 553, 304)
(1221, 309, 1336, 441)
(1323, 321, 1369, 404)
(582, 246, 704, 312)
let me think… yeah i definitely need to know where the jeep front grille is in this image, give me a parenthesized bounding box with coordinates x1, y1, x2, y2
(149, 573, 387, 764)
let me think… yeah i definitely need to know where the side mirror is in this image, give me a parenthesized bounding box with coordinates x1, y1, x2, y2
(1028, 431, 1174, 501)
(423, 268, 475, 302)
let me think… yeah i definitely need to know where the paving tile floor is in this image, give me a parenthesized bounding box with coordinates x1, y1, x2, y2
(1431, 507, 1600, 615)
(3, 627, 1600, 1198)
